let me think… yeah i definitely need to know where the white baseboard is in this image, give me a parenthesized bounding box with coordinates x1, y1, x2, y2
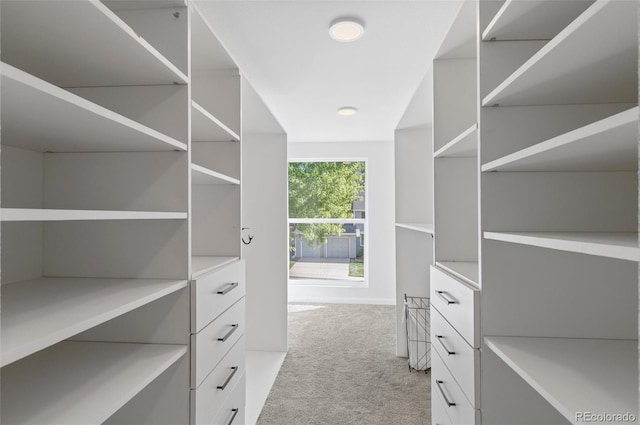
(287, 296, 395, 305)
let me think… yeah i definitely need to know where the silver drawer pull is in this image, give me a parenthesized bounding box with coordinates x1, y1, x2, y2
(226, 408, 239, 425)
(436, 335, 456, 355)
(217, 282, 239, 295)
(217, 324, 239, 342)
(217, 366, 239, 390)
(435, 380, 456, 407)
(436, 290, 457, 305)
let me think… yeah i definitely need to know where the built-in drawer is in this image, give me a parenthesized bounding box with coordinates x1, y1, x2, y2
(430, 265, 480, 348)
(191, 298, 245, 387)
(190, 336, 245, 425)
(432, 349, 481, 425)
(432, 384, 454, 425)
(191, 260, 245, 333)
(432, 306, 480, 408)
(211, 373, 246, 425)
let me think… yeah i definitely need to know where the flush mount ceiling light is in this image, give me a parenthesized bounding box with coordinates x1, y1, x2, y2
(329, 17, 365, 42)
(337, 106, 358, 116)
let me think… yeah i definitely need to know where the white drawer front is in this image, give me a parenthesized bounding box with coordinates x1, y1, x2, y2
(432, 307, 480, 408)
(212, 374, 246, 425)
(432, 385, 454, 425)
(430, 265, 480, 347)
(192, 260, 245, 332)
(190, 337, 245, 425)
(432, 349, 481, 425)
(191, 298, 245, 387)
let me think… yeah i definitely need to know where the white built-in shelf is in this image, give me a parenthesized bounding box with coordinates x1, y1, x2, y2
(1, 277, 187, 366)
(192, 256, 240, 279)
(482, 107, 638, 172)
(395, 223, 434, 235)
(191, 101, 240, 142)
(436, 261, 479, 287)
(482, 1, 637, 106)
(435, 0, 477, 59)
(434, 124, 478, 158)
(191, 164, 240, 185)
(482, 0, 593, 41)
(1, 0, 188, 87)
(1, 208, 187, 222)
(484, 336, 638, 425)
(2, 63, 187, 153)
(1, 341, 187, 424)
(484, 231, 640, 262)
(191, 4, 238, 73)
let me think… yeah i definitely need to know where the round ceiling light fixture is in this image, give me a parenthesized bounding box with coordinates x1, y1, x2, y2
(329, 17, 365, 42)
(337, 106, 358, 116)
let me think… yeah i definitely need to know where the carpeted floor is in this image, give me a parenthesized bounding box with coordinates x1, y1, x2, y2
(257, 303, 431, 425)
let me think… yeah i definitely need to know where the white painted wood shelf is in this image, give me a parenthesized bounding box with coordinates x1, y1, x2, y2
(1, 63, 187, 153)
(482, 0, 593, 41)
(436, 261, 479, 287)
(190, 4, 237, 74)
(1, 208, 187, 222)
(192, 256, 240, 279)
(192, 101, 240, 143)
(1, 0, 188, 87)
(485, 336, 638, 425)
(191, 164, 240, 185)
(395, 223, 434, 235)
(482, 107, 638, 172)
(482, 0, 637, 106)
(1, 277, 187, 367)
(434, 124, 477, 158)
(1, 341, 187, 424)
(484, 231, 640, 262)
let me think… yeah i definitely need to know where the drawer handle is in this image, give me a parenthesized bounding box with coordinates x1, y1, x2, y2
(226, 408, 239, 425)
(218, 324, 239, 342)
(217, 366, 239, 390)
(435, 335, 456, 356)
(436, 290, 457, 305)
(435, 380, 456, 407)
(217, 282, 239, 295)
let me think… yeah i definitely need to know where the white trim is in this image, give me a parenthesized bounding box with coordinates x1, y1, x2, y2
(287, 295, 395, 305)
(289, 218, 365, 224)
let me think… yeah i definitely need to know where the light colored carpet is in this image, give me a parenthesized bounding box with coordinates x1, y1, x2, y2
(256, 303, 431, 425)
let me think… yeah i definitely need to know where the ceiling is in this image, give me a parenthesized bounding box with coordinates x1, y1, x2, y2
(196, 1, 463, 143)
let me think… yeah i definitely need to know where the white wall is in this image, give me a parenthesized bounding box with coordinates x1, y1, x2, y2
(288, 141, 396, 305)
(242, 78, 288, 352)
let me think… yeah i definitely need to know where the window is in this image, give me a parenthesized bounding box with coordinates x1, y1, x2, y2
(288, 161, 366, 285)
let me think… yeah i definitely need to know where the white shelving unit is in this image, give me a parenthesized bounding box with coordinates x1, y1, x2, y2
(484, 231, 640, 262)
(484, 337, 638, 425)
(1, 0, 188, 87)
(192, 101, 240, 143)
(477, 0, 639, 423)
(482, 106, 638, 172)
(2, 63, 187, 153)
(482, 0, 637, 107)
(435, 261, 478, 287)
(2, 1, 193, 424)
(394, 71, 434, 357)
(191, 164, 240, 185)
(482, 0, 593, 41)
(191, 256, 240, 280)
(2, 278, 187, 366)
(394, 223, 434, 235)
(433, 123, 477, 158)
(0, 208, 187, 222)
(2, 342, 187, 425)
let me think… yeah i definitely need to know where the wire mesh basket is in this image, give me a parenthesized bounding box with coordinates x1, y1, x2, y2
(404, 294, 430, 372)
